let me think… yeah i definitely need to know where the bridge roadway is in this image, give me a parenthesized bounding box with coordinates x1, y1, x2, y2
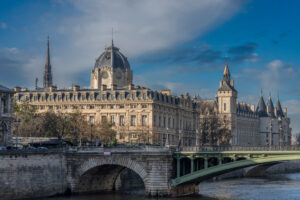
(1, 146, 300, 199)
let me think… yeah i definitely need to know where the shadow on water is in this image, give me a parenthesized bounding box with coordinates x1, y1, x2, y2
(36, 191, 219, 200)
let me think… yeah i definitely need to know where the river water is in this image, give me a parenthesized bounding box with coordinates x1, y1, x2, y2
(40, 173, 300, 200)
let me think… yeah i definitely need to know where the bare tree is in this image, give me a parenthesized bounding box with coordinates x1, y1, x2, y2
(293, 133, 300, 146)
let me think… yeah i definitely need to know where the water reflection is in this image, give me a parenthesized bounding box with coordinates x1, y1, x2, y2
(198, 173, 300, 200)
(40, 173, 300, 200)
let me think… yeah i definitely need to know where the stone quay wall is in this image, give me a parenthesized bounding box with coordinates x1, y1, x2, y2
(0, 151, 67, 200)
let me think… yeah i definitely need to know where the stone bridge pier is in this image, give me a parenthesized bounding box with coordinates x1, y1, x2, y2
(66, 149, 175, 196)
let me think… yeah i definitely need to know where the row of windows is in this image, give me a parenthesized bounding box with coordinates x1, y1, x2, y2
(101, 115, 148, 126)
(152, 115, 193, 130)
(37, 104, 148, 110)
(17, 90, 192, 106)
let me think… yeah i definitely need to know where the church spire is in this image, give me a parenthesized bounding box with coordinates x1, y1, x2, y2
(43, 36, 53, 88)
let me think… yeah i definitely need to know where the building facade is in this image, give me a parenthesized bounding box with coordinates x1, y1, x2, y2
(14, 39, 292, 147)
(0, 85, 14, 146)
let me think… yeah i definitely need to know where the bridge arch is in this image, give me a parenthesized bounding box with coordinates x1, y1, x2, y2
(73, 157, 148, 193)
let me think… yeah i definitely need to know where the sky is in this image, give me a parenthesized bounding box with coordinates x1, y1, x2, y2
(0, 0, 300, 134)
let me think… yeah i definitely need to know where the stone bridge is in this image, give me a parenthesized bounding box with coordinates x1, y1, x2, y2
(2, 146, 300, 200)
(65, 147, 176, 196)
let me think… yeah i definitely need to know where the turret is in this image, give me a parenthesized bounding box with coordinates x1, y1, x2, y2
(275, 96, 284, 118)
(217, 61, 237, 114)
(266, 94, 275, 118)
(256, 96, 268, 117)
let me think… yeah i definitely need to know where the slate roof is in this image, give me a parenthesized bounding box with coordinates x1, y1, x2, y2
(94, 41, 130, 71)
(0, 85, 13, 93)
(266, 96, 275, 118)
(256, 95, 268, 117)
(275, 99, 284, 117)
(218, 80, 236, 92)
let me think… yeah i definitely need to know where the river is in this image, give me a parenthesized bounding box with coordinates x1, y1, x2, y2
(39, 173, 300, 200)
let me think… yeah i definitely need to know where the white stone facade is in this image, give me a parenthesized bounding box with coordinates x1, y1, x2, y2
(14, 40, 292, 147)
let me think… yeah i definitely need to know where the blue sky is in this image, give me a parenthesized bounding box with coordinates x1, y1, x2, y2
(0, 0, 300, 133)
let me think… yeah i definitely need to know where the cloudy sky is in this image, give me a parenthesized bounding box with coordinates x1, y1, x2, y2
(0, 0, 300, 134)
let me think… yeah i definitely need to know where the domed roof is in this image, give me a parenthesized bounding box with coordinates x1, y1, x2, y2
(94, 41, 130, 71)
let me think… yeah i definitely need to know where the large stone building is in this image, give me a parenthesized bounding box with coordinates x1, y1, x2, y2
(14, 39, 292, 147)
(0, 85, 14, 146)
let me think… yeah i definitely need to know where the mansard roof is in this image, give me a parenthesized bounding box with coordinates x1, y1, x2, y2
(256, 95, 268, 117)
(94, 40, 130, 71)
(275, 98, 284, 118)
(266, 96, 275, 118)
(0, 85, 13, 93)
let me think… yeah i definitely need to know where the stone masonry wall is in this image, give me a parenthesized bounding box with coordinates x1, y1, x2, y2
(0, 152, 67, 200)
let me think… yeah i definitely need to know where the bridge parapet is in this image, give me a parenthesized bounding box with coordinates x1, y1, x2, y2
(181, 146, 300, 152)
(67, 146, 173, 153)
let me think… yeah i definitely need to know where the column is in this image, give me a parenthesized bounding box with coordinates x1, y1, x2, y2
(177, 158, 180, 178)
(204, 157, 208, 169)
(218, 155, 222, 165)
(191, 157, 194, 173)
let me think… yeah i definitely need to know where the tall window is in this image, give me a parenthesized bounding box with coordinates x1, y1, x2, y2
(131, 115, 136, 126)
(224, 103, 226, 111)
(110, 115, 115, 125)
(159, 116, 161, 127)
(90, 116, 95, 125)
(163, 117, 166, 128)
(153, 115, 156, 126)
(119, 116, 125, 126)
(142, 115, 147, 126)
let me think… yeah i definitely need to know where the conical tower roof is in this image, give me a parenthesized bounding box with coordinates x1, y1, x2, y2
(266, 95, 275, 118)
(256, 94, 268, 117)
(275, 97, 284, 118)
(223, 58, 231, 83)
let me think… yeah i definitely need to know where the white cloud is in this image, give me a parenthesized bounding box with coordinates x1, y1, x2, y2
(48, 0, 246, 87)
(259, 59, 298, 92)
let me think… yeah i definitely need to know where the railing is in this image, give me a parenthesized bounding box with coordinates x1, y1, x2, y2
(181, 145, 300, 152)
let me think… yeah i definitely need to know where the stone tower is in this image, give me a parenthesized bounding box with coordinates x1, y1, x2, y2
(90, 40, 133, 89)
(217, 61, 237, 114)
(43, 37, 53, 88)
(217, 61, 238, 144)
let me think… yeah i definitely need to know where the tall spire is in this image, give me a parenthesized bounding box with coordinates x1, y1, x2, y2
(223, 57, 231, 83)
(43, 36, 53, 88)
